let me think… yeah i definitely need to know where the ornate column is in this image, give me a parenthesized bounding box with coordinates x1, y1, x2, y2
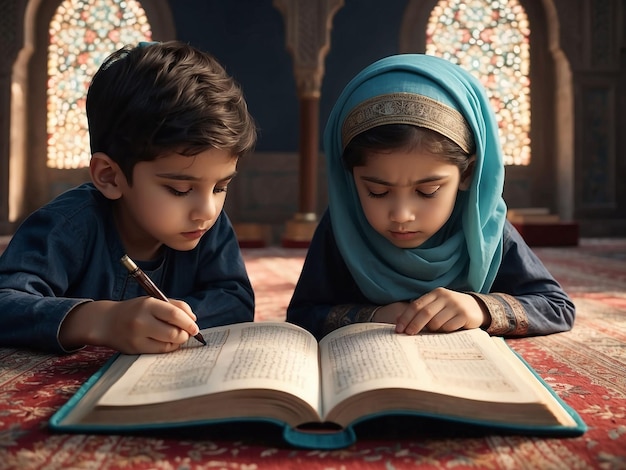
(274, 0, 343, 247)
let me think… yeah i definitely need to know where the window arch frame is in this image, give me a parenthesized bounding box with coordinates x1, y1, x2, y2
(424, 0, 532, 167)
(399, 0, 572, 215)
(10, 0, 175, 220)
(47, 0, 157, 170)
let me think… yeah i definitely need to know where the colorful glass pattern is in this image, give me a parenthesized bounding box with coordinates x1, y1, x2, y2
(426, 0, 531, 165)
(47, 0, 152, 169)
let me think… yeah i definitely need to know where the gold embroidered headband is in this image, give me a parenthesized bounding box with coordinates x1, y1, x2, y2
(341, 92, 475, 154)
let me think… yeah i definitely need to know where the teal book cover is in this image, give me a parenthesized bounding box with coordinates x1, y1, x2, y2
(49, 322, 586, 449)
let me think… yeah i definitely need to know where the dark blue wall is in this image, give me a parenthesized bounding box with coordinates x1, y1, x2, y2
(321, 0, 408, 139)
(169, 0, 409, 152)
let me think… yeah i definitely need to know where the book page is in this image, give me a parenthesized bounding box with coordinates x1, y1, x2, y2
(98, 322, 320, 410)
(319, 324, 548, 417)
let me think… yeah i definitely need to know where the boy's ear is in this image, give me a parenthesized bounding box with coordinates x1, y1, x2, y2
(459, 155, 476, 191)
(90, 152, 126, 200)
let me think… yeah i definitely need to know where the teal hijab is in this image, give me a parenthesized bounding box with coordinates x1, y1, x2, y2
(324, 54, 507, 304)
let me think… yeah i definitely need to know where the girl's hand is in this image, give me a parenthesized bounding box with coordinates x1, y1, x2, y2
(371, 288, 490, 335)
(59, 297, 200, 354)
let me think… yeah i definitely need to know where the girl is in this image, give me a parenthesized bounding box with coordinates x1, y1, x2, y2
(287, 54, 575, 340)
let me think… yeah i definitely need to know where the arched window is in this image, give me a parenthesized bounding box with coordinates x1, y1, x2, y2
(426, 0, 531, 165)
(47, 0, 152, 169)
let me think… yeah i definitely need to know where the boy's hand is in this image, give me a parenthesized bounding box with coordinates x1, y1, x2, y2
(59, 297, 200, 354)
(371, 288, 490, 335)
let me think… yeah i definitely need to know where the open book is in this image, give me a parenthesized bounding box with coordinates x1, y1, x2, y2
(50, 322, 586, 449)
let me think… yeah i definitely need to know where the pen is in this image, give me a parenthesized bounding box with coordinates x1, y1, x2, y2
(120, 254, 207, 346)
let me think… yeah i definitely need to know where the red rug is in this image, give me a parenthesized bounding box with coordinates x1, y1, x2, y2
(0, 240, 625, 469)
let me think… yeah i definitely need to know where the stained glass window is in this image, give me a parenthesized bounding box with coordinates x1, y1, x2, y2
(426, 0, 531, 165)
(47, 0, 152, 169)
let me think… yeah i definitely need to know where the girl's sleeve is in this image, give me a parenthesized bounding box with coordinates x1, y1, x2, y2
(286, 211, 375, 340)
(473, 221, 576, 337)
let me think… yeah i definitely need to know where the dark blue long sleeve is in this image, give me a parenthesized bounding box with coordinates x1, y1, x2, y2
(0, 183, 253, 353)
(287, 210, 575, 340)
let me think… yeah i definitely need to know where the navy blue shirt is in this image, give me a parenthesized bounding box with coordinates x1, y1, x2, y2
(287, 210, 575, 340)
(0, 183, 254, 353)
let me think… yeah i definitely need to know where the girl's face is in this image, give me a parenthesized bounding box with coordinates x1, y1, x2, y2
(114, 148, 238, 260)
(352, 148, 472, 249)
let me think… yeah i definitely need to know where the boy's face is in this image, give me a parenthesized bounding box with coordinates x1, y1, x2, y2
(352, 148, 464, 249)
(115, 148, 238, 259)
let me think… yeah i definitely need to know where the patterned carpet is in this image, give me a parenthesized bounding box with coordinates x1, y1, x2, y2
(0, 238, 625, 469)
(243, 247, 307, 322)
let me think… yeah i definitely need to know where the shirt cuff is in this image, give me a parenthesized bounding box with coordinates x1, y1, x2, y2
(470, 292, 530, 336)
(323, 304, 379, 336)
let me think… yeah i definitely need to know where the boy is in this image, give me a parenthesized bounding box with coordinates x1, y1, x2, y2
(0, 41, 257, 354)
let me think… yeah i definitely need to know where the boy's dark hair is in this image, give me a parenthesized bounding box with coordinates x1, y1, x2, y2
(343, 124, 472, 173)
(87, 41, 257, 183)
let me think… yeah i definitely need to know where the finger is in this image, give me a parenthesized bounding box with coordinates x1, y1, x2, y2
(169, 299, 197, 321)
(147, 316, 194, 344)
(394, 305, 411, 333)
(113, 330, 183, 355)
(395, 299, 431, 334)
(136, 336, 183, 353)
(423, 307, 461, 332)
(404, 296, 449, 335)
(433, 314, 467, 332)
(150, 302, 200, 339)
